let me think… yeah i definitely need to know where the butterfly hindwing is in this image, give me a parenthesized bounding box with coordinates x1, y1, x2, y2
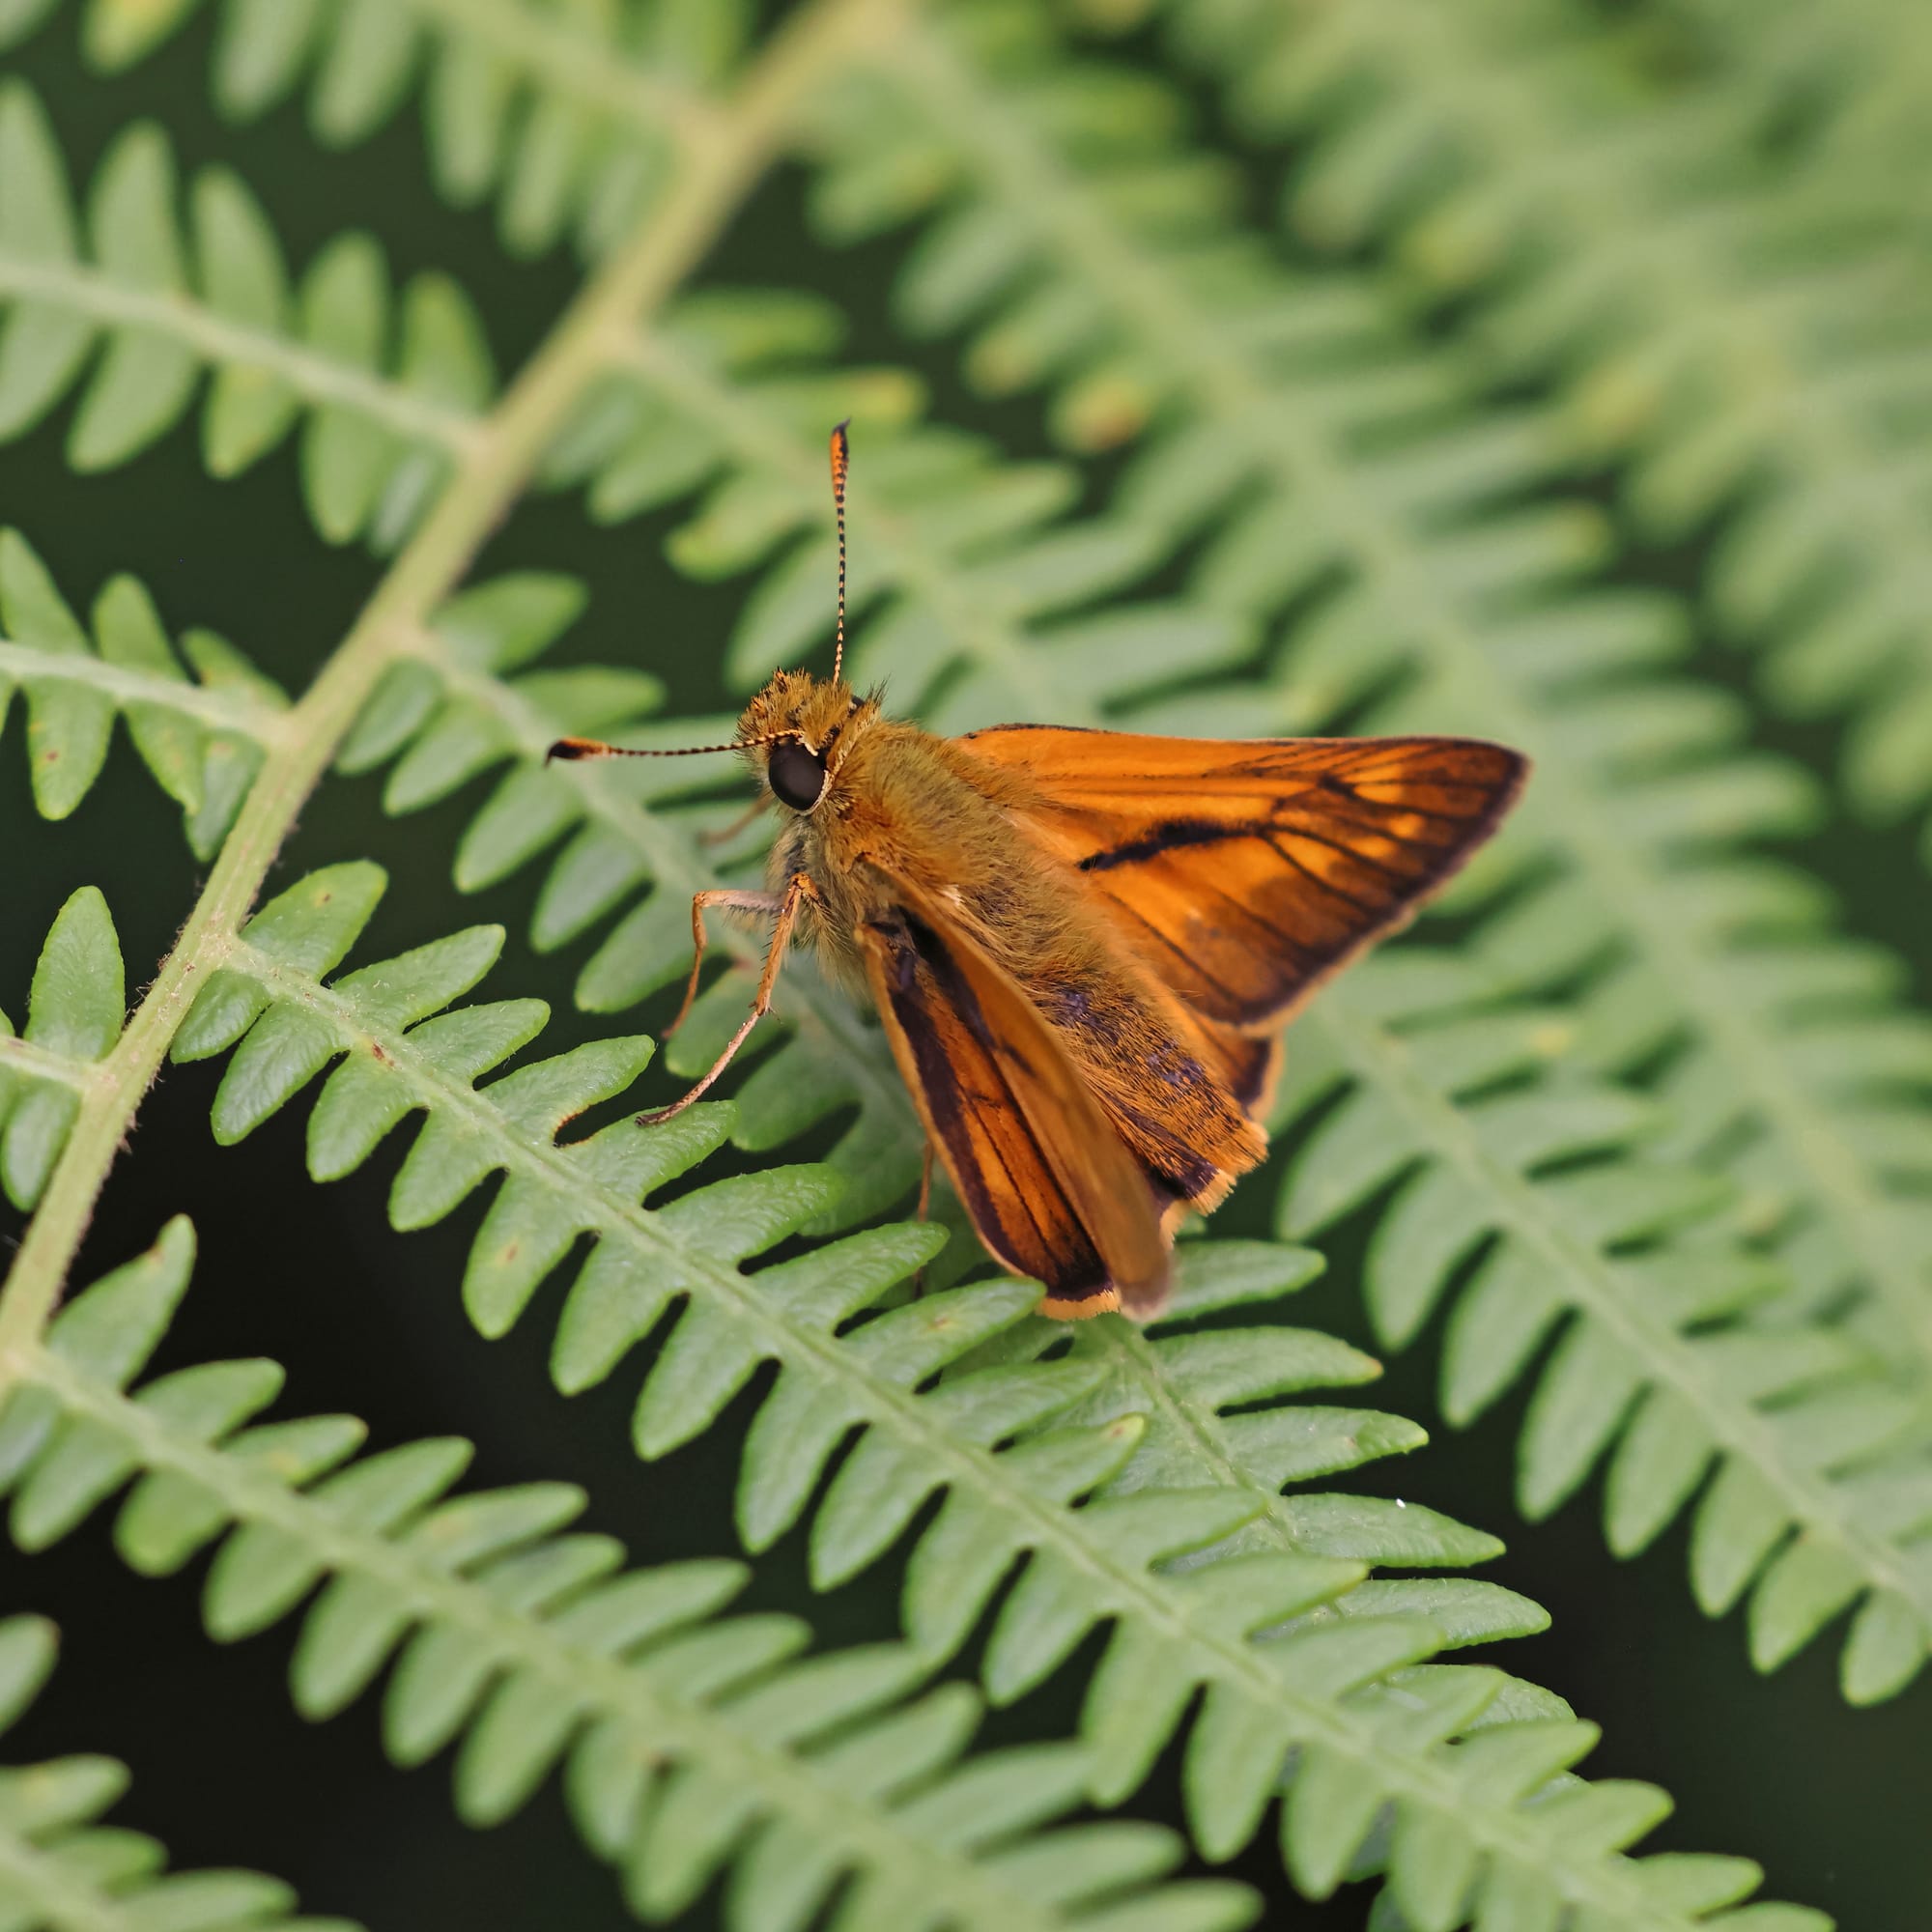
(857, 899, 1172, 1318)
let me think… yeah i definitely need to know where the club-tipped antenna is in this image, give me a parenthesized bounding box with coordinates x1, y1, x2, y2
(830, 418, 850, 684)
(547, 728, 796, 764)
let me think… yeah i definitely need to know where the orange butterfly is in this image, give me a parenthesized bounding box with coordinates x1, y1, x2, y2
(552, 425, 1527, 1320)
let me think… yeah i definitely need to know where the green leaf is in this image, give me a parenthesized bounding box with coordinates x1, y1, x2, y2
(0, 1617, 56, 1735)
(194, 166, 299, 474)
(436, 572, 587, 673)
(69, 124, 199, 469)
(174, 861, 385, 1062)
(146, 862, 1800, 1926)
(0, 84, 94, 441)
(299, 234, 398, 540)
(94, 576, 202, 810)
(312, 0, 420, 147)
(0, 885, 133, 1208)
(25, 885, 124, 1062)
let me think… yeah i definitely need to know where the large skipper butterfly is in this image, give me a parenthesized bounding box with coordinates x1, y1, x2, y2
(551, 425, 1527, 1319)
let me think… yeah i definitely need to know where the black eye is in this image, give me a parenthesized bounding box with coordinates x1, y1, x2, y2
(768, 740, 828, 812)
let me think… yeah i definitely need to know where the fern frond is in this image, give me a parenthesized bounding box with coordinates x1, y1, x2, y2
(1286, 955, 1932, 1707)
(161, 860, 1829, 1931)
(960, 1254, 1553, 1663)
(0, 1610, 355, 1932)
(0, 529, 285, 847)
(788, 8, 1932, 1378)
(0, 887, 125, 1213)
(0, 0, 720, 264)
(0, 79, 491, 548)
(74, 0, 1920, 1710)
(0, 1219, 1259, 1932)
(1141, 0, 1932, 851)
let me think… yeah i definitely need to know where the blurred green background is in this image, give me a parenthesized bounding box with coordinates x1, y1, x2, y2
(2, 7, 1928, 1930)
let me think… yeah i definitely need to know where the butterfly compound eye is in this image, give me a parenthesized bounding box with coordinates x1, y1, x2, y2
(767, 740, 828, 811)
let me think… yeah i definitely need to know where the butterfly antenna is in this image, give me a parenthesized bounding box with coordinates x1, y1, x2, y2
(830, 418, 850, 685)
(547, 729, 794, 763)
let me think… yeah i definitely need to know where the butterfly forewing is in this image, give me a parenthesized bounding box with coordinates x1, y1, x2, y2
(956, 728, 1527, 1031)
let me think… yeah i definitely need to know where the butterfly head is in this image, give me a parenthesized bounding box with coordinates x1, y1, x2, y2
(545, 422, 870, 811)
(734, 669, 879, 813)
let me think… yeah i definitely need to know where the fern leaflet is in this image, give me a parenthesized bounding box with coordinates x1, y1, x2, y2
(0, 887, 125, 1214)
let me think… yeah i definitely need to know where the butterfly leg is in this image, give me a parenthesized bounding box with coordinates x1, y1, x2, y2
(663, 889, 785, 1040)
(697, 795, 769, 849)
(911, 1139, 935, 1299)
(639, 872, 818, 1125)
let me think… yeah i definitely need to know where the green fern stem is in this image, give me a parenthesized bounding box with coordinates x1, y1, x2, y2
(0, 0, 895, 1360)
(868, 14, 1932, 1373)
(0, 635, 284, 738)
